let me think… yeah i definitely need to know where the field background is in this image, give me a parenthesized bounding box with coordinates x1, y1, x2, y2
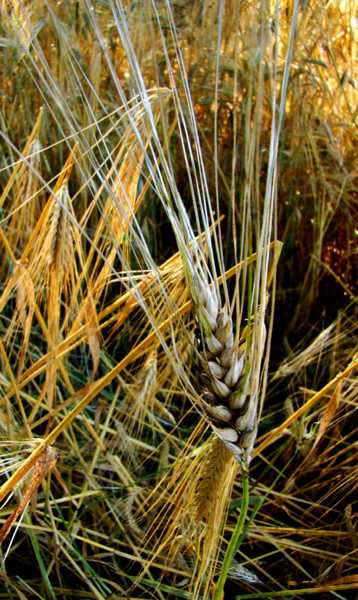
(0, 1, 357, 599)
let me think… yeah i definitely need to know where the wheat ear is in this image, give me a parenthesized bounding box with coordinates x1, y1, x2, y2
(190, 273, 262, 463)
(195, 436, 234, 522)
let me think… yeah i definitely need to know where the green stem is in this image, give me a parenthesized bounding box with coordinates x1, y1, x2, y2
(213, 457, 250, 600)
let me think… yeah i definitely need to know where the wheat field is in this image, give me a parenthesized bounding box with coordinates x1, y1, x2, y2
(0, 1, 357, 599)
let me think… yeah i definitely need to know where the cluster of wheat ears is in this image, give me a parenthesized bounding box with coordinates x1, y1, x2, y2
(0, 0, 357, 599)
